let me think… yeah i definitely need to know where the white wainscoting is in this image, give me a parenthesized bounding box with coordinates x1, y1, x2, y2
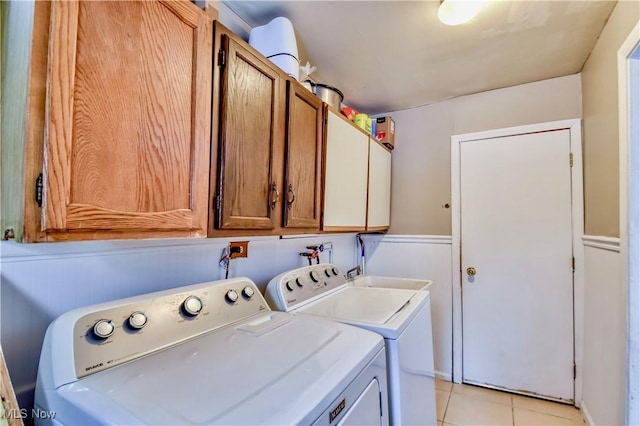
(0, 234, 357, 413)
(360, 234, 453, 380)
(581, 235, 624, 426)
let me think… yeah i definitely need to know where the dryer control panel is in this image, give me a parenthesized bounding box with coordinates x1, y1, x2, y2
(265, 264, 348, 311)
(44, 278, 270, 380)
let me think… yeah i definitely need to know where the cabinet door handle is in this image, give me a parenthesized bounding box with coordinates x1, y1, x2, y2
(270, 182, 279, 210)
(287, 184, 296, 208)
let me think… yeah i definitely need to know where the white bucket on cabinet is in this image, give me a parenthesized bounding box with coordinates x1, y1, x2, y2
(249, 17, 299, 80)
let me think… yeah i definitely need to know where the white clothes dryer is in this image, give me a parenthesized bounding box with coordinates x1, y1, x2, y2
(35, 277, 389, 425)
(265, 264, 437, 426)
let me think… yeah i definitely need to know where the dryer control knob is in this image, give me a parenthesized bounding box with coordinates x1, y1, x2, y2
(331, 267, 339, 276)
(128, 311, 148, 329)
(310, 270, 320, 282)
(242, 286, 255, 299)
(296, 277, 304, 287)
(93, 319, 115, 339)
(225, 289, 239, 303)
(182, 295, 203, 316)
(285, 281, 295, 291)
(324, 268, 332, 278)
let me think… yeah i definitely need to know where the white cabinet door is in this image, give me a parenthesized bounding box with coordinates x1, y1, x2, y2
(367, 139, 391, 230)
(323, 110, 368, 230)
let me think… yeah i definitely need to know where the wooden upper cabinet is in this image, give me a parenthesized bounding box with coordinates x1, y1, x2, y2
(283, 80, 323, 229)
(215, 32, 283, 230)
(41, 0, 212, 240)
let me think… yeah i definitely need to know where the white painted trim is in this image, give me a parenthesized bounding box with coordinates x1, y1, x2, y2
(451, 119, 585, 406)
(570, 118, 586, 406)
(279, 234, 326, 239)
(451, 137, 463, 385)
(618, 20, 640, 426)
(449, 119, 582, 144)
(358, 234, 453, 245)
(580, 400, 595, 426)
(0, 234, 353, 263)
(582, 235, 621, 252)
(435, 371, 452, 383)
(0, 236, 273, 262)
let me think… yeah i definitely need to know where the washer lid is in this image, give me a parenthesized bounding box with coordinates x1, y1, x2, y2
(52, 312, 383, 425)
(296, 287, 427, 339)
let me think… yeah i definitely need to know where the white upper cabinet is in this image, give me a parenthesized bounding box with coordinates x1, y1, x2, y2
(323, 109, 369, 231)
(367, 139, 391, 230)
(322, 109, 392, 232)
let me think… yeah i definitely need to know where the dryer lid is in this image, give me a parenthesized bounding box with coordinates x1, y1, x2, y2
(53, 312, 383, 425)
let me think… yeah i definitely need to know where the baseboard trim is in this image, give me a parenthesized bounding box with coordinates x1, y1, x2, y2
(435, 371, 452, 382)
(582, 235, 621, 252)
(579, 400, 595, 426)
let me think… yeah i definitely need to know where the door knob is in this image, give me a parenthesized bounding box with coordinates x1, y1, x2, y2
(466, 267, 477, 276)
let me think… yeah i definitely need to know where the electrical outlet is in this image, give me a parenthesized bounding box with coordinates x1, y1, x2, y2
(229, 241, 248, 258)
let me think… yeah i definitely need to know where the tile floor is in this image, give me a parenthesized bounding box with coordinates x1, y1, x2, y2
(435, 379, 585, 426)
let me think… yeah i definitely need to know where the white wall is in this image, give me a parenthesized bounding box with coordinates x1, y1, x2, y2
(580, 2, 640, 424)
(375, 74, 583, 387)
(218, 1, 251, 39)
(361, 232, 627, 423)
(361, 235, 453, 380)
(387, 74, 582, 235)
(581, 237, 624, 426)
(0, 234, 358, 413)
(581, 0, 640, 238)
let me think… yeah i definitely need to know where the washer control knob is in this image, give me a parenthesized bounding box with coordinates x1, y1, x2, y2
(242, 285, 255, 299)
(285, 281, 295, 291)
(182, 295, 203, 316)
(128, 311, 147, 329)
(331, 267, 339, 276)
(225, 289, 239, 303)
(310, 270, 320, 282)
(296, 277, 304, 287)
(93, 319, 115, 339)
(325, 268, 332, 277)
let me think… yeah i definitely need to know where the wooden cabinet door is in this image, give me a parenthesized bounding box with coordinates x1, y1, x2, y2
(283, 81, 323, 229)
(216, 34, 282, 230)
(366, 139, 391, 230)
(43, 0, 212, 240)
(322, 110, 369, 231)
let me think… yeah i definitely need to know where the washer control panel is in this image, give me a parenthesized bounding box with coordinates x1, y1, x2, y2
(265, 264, 347, 311)
(68, 278, 268, 378)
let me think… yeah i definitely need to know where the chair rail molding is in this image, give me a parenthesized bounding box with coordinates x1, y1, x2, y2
(582, 235, 621, 252)
(358, 234, 452, 244)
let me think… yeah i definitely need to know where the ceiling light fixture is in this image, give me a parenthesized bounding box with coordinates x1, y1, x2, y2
(438, 0, 485, 26)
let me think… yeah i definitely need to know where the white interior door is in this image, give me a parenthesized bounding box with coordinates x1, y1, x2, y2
(460, 129, 574, 402)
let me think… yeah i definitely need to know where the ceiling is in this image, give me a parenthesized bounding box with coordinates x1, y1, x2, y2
(223, 1, 617, 115)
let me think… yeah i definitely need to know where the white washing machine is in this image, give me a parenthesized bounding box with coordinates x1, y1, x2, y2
(34, 277, 389, 425)
(265, 264, 437, 426)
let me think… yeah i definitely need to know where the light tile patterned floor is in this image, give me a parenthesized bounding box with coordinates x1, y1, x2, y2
(435, 379, 585, 426)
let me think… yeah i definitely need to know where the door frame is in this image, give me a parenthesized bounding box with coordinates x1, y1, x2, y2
(618, 21, 640, 425)
(451, 119, 584, 404)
